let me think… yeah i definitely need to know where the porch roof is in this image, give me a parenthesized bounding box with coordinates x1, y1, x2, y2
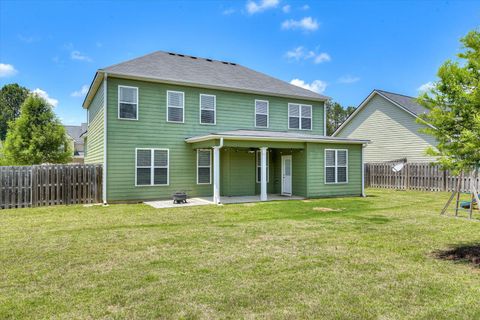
(185, 130, 370, 145)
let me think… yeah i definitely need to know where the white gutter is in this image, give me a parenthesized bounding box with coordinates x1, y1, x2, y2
(185, 134, 369, 145)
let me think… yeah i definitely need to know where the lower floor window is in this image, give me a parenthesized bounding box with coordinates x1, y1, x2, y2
(256, 150, 269, 183)
(325, 149, 348, 184)
(136, 148, 169, 186)
(197, 149, 211, 184)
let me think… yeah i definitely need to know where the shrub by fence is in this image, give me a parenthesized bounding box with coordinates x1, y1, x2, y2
(1, 164, 102, 209)
(365, 162, 479, 192)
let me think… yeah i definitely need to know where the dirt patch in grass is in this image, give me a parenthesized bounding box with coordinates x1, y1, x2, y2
(312, 207, 343, 212)
(434, 244, 480, 267)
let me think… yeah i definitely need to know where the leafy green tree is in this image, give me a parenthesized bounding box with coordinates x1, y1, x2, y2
(418, 30, 480, 173)
(2, 94, 72, 165)
(326, 100, 355, 135)
(0, 83, 29, 141)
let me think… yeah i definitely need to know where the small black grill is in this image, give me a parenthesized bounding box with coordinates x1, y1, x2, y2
(173, 192, 187, 204)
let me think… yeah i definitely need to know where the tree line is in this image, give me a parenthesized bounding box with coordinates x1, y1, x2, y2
(0, 84, 71, 165)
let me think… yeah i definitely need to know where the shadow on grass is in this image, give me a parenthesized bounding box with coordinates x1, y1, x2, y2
(434, 243, 480, 267)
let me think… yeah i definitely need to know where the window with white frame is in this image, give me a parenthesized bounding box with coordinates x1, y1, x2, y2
(288, 104, 312, 130)
(197, 149, 211, 184)
(118, 86, 138, 120)
(200, 94, 216, 124)
(136, 148, 169, 186)
(325, 149, 348, 184)
(167, 91, 184, 123)
(255, 100, 269, 128)
(256, 150, 269, 183)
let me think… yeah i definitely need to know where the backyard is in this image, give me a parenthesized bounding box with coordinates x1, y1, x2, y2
(1, 189, 480, 319)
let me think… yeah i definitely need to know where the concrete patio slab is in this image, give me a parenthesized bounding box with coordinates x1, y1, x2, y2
(144, 194, 304, 209)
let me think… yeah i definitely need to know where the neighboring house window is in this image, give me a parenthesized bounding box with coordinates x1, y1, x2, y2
(325, 149, 348, 184)
(167, 91, 184, 123)
(197, 149, 212, 184)
(255, 100, 269, 128)
(288, 103, 312, 130)
(256, 150, 269, 183)
(118, 86, 138, 120)
(136, 148, 169, 186)
(200, 94, 216, 125)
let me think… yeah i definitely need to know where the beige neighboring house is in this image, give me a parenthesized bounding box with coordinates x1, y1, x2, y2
(333, 90, 437, 163)
(64, 123, 87, 163)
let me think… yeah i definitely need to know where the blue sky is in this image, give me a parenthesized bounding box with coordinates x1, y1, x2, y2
(0, 0, 479, 125)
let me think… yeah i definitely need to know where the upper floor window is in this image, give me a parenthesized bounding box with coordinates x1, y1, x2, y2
(118, 86, 138, 120)
(325, 149, 348, 184)
(288, 103, 312, 130)
(136, 148, 169, 186)
(200, 94, 216, 125)
(255, 100, 269, 128)
(167, 91, 184, 123)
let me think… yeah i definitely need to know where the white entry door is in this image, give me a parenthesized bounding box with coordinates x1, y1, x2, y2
(281, 155, 292, 196)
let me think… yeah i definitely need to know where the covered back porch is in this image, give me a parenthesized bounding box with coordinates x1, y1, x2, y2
(186, 130, 310, 204)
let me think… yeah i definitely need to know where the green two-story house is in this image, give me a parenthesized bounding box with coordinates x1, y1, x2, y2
(83, 51, 368, 204)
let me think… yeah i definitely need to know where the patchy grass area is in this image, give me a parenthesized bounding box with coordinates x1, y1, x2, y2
(1, 189, 480, 319)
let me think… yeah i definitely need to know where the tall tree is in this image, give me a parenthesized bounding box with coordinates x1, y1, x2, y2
(0, 83, 29, 141)
(326, 100, 355, 135)
(2, 94, 72, 165)
(418, 30, 480, 173)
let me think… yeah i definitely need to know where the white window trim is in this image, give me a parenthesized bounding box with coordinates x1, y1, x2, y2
(324, 149, 348, 184)
(256, 150, 270, 183)
(166, 90, 185, 123)
(254, 99, 269, 128)
(197, 149, 212, 184)
(288, 103, 313, 130)
(135, 148, 169, 187)
(118, 85, 139, 120)
(199, 94, 216, 125)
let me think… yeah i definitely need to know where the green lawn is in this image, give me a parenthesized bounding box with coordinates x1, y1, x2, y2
(1, 189, 480, 319)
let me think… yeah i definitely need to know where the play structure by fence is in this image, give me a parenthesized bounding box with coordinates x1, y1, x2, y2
(365, 162, 479, 192)
(0, 164, 102, 209)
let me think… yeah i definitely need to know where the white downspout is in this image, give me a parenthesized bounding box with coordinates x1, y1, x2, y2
(361, 143, 365, 197)
(102, 73, 108, 205)
(213, 137, 223, 204)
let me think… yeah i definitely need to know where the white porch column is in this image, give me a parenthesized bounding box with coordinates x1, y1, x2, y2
(260, 147, 268, 201)
(213, 146, 221, 204)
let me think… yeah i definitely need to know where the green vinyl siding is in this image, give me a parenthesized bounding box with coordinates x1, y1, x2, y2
(335, 94, 437, 163)
(105, 77, 325, 201)
(220, 149, 256, 196)
(84, 81, 104, 164)
(306, 143, 362, 197)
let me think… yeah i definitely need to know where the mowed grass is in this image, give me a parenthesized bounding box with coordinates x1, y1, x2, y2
(1, 189, 480, 319)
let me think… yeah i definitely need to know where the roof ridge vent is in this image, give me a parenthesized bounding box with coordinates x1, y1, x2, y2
(190, 56, 197, 59)
(222, 61, 229, 65)
(230, 62, 237, 66)
(206, 58, 213, 62)
(177, 54, 185, 57)
(167, 52, 175, 55)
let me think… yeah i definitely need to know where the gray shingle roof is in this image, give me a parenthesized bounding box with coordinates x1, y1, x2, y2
(186, 129, 369, 144)
(64, 123, 87, 143)
(101, 51, 328, 101)
(376, 90, 429, 116)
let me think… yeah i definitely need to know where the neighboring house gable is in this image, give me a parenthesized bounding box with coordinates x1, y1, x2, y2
(64, 123, 88, 163)
(333, 90, 437, 163)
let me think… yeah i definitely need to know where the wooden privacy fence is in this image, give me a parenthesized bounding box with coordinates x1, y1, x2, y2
(365, 162, 479, 192)
(0, 164, 102, 209)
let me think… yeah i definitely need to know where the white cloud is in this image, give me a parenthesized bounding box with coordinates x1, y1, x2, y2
(282, 5, 291, 13)
(32, 88, 59, 107)
(301, 4, 310, 10)
(246, 0, 279, 14)
(285, 47, 330, 64)
(222, 8, 235, 15)
(338, 75, 360, 84)
(418, 81, 435, 92)
(313, 52, 331, 64)
(281, 17, 319, 31)
(290, 79, 327, 94)
(0, 63, 18, 77)
(70, 50, 92, 62)
(71, 85, 89, 97)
